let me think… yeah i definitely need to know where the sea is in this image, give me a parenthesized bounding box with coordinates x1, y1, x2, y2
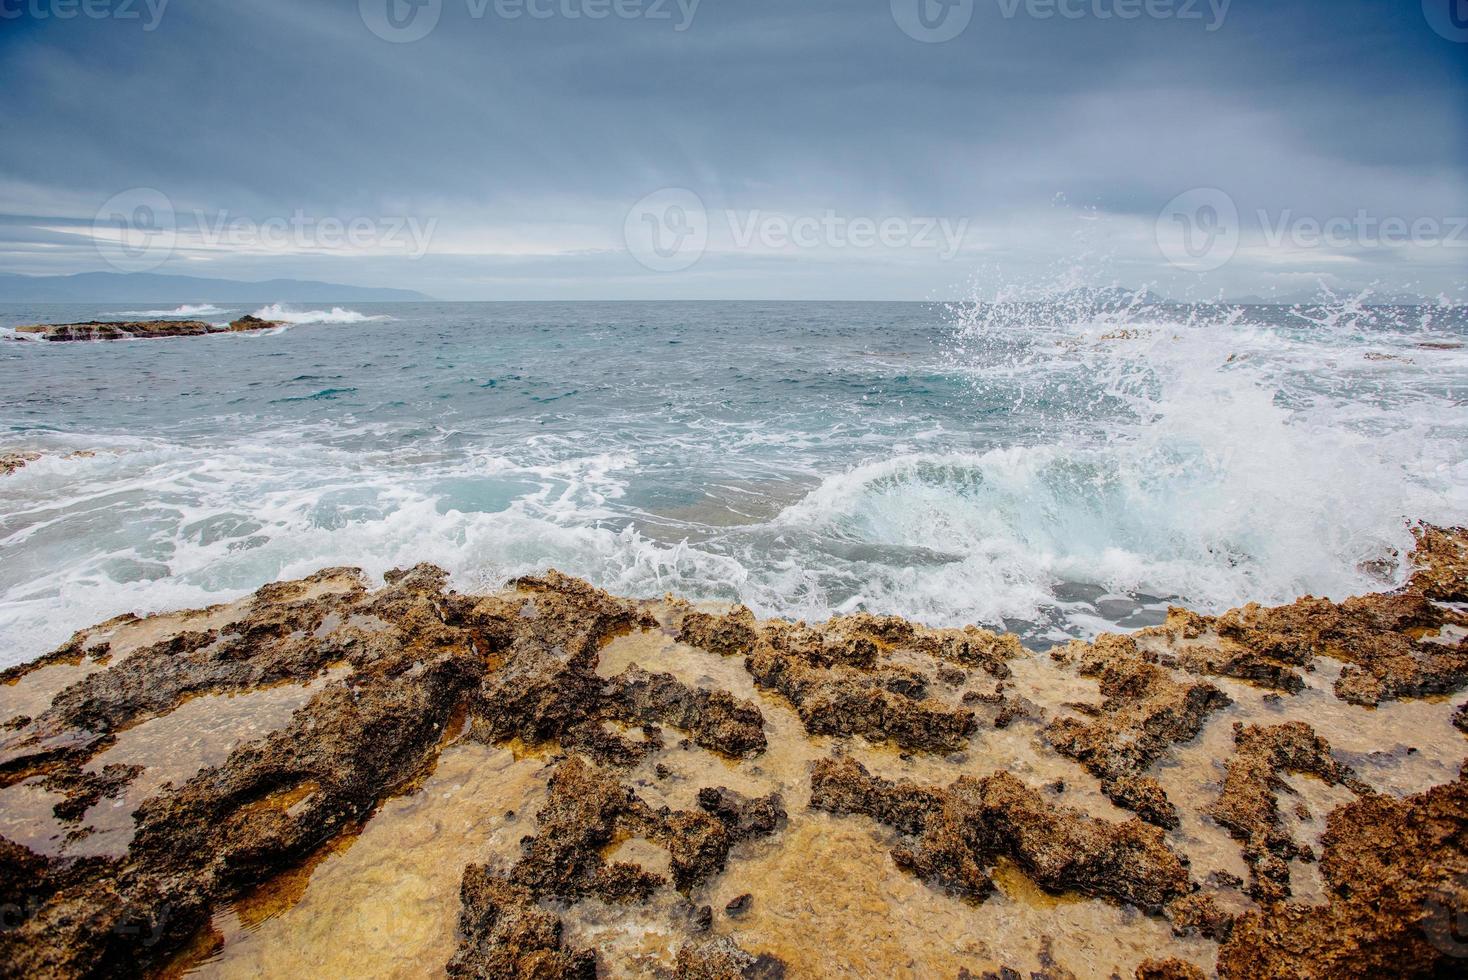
(1, 297, 1465, 667)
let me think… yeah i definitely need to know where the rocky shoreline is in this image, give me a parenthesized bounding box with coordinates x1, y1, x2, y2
(0, 527, 1465, 978)
(13, 315, 283, 342)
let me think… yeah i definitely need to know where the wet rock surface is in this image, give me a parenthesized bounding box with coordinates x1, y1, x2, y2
(0, 451, 42, 476)
(1407, 523, 1468, 602)
(1207, 722, 1370, 902)
(13, 318, 283, 342)
(0, 450, 95, 478)
(0, 525, 1464, 978)
(809, 756, 1192, 911)
(1216, 764, 1468, 978)
(1138, 573, 1468, 707)
(678, 606, 1020, 752)
(1044, 634, 1232, 827)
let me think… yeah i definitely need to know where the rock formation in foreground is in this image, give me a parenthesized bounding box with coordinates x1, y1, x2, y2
(0, 526, 1465, 978)
(14, 315, 283, 342)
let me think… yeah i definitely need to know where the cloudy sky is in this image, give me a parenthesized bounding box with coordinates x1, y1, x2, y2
(0, 0, 1464, 300)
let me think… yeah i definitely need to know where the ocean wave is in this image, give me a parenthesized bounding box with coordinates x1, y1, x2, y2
(0, 445, 740, 666)
(110, 304, 232, 318)
(0, 327, 45, 342)
(2, 296, 1463, 666)
(252, 304, 386, 325)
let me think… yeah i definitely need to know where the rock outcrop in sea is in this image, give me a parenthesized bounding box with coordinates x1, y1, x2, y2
(0, 451, 95, 476)
(14, 316, 283, 342)
(0, 527, 1465, 978)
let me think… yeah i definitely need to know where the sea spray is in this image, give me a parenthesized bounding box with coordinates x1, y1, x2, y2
(1, 299, 1463, 665)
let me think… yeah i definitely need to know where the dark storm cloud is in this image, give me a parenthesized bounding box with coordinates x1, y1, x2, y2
(0, 0, 1463, 298)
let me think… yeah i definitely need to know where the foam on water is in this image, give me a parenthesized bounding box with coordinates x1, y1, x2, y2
(109, 304, 233, 318)
(0, 298, 1464, 666)
(252, 304, 386, 325)
(0, 440, 742, 665)
(725, 292, 1467, 631)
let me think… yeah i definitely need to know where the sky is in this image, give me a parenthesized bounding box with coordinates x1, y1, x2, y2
(0, 0, 1465, 301)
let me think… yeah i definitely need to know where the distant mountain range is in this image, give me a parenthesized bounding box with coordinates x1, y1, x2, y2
(0, 272, 431, 303)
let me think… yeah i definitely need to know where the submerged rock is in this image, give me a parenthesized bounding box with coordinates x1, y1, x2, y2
(0, 450, 94, 476)
(0, 451, 42, 475)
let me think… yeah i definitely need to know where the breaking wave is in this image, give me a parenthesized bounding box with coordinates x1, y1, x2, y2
(1, 294, 1463, 664)
(252, 304, 386, 325)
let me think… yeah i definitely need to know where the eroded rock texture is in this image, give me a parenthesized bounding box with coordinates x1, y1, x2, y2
(1217, 764, 1468, 979)
(809, 756, 1192, 912)
(0, 522, 1464, 978)
(467, 571, 767, 765)
(1045, 634, 1232, 827)
(0, 567, 773, 978)
(679, 606, 1020, 752)
(1140, 526, 1468, 704)
(1207, 722, 1370, 902)
(450, 756, 785, 975)
(1408, 522, 1468, 602)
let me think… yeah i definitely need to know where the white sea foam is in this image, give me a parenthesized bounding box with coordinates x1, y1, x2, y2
(252, 304, 386, 325)
(0, 442, 742, 666)
(762, 292, 1468, 629)
(1, 296, 1463, 666)
(110, 304, 232, 318)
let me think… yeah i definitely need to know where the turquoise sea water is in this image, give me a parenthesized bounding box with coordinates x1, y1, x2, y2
(1, 298, 1465, 665)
